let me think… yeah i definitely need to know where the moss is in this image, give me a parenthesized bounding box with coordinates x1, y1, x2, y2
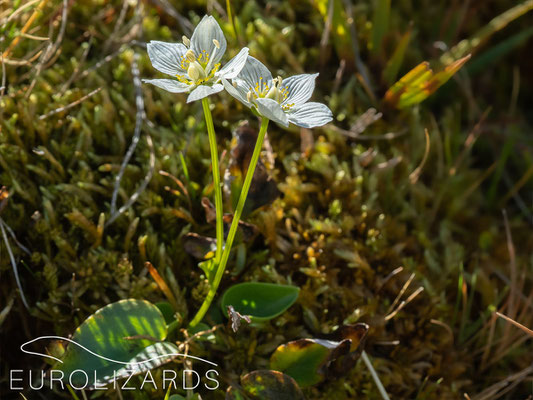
(1, 0, 533, 399)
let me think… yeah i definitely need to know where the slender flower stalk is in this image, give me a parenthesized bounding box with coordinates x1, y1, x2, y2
(189, 118, 270, 327)
(201, 97, 224, 263)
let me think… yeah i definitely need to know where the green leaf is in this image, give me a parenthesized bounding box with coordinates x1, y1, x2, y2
(270, 324, 368, 387)
(440, 0, 533, 65)
(383, 25, 413, 85)
(59, 299, 179, 387)
(226, 370, 305, 400)
(271, 340, 330, 386)
(370, 0, 391, 54)
(199, 258, 217, 284)
(155, 301, 175, 325)
(221, 282, 299, 322)
(466, 26, 533, 75)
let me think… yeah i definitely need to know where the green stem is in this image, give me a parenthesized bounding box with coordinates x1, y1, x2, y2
(226, 0, 238, 41)
(202, 97, 224, 264)
(189, 118, 269, 327)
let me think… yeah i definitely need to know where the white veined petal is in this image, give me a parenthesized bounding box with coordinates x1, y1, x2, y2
(255, 97, 289, 127)
(287, 102, 333, 128)
(186, 83, 224, 103)
(222, 78, 252, 107)
(217, 48, 249, 80)
(147, 41, 188, 75)
(190, 15, 227, 66)
(142, 78, 190, 93)
(237, 56, 273, 93)
(282, 73, 318, 107)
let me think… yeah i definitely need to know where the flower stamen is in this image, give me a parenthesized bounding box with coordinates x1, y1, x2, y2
(186, 50, 196, 63)
(205, 41, 219, 74)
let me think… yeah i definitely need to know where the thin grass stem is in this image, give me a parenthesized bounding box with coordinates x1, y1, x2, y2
(362, 351, 391, 400)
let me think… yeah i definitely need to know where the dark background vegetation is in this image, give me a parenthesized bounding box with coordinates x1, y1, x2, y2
(1, 0, 532, 398)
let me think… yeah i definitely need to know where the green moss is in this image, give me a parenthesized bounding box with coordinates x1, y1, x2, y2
(1, 0, 533, 399)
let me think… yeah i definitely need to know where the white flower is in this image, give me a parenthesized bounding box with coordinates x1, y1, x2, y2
(222, 56, 333, 128)
(143, 15, 249, 103)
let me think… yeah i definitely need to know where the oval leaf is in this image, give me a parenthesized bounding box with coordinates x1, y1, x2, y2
(226, 370, 305, 400)
(221, 282, 299, 322)
(270, 323, 368, 387)
(59, 299, 179, 387)
(156, 301, 176, 325)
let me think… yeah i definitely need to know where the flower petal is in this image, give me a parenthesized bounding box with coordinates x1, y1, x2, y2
(147, 41, 188, 75)
(237, 56, 273, 93)
(222, 78, 252, 107)
(282, 73, 318, 107)
(255, 97, 289, 127)
(217, 48, 249, 80)
(287, 102, 333, 128)
(186, 84, 224, 103)
(191, 15, 227, 66)
(142, 78, 190, 93)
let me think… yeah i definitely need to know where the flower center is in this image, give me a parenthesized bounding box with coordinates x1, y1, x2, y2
(248, 76, 294, 110)
(176, 40, 222, 87)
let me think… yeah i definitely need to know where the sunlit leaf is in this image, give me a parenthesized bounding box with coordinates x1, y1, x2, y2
(270, 323, 368, 387)
(59, 299, 178, 387)
(384, 55, 471, 109)
(221, 282, 299, 322)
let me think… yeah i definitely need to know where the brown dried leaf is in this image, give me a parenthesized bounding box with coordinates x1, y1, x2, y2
(182, 233, 216, 260)
(224, 122, 280, 216)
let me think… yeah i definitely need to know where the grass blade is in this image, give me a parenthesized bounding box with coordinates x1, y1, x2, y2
(440, 0, 533, 64)
(370, 0, 391, 55)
